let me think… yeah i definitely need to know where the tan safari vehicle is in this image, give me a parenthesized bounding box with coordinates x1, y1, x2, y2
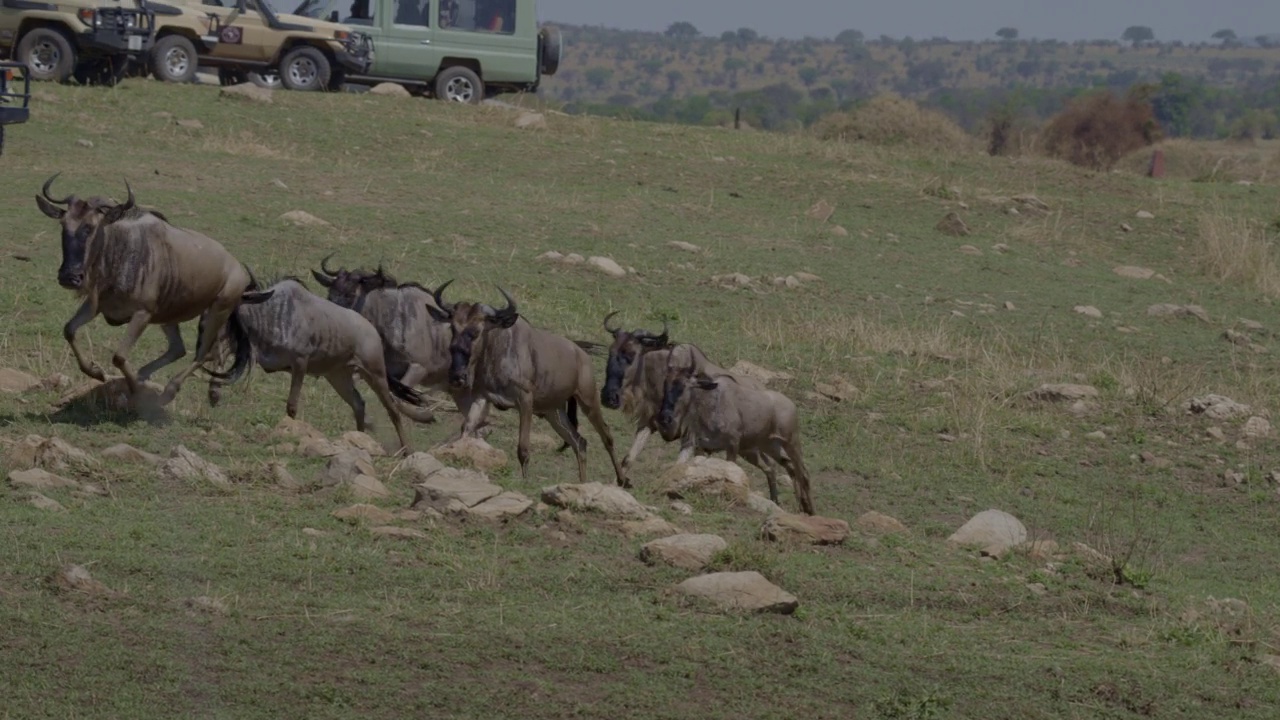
(0, 0, 157, 85)
(142, 0, 373, 90)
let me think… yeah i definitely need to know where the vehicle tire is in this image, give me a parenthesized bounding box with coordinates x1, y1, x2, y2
(434, 65, 482, 104)
(16, 28, 76, 83)
(278, 45, 331, 92)
(538, 25, 561, 76)
(248, 70, 282, 89)
(151, 34, 199, 83)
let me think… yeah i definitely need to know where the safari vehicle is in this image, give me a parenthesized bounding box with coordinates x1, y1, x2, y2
(0, 61, 32, 156)
(282, 0, 560, 102)
(143, 0, 373, 90)
(0, 0, 156, 85)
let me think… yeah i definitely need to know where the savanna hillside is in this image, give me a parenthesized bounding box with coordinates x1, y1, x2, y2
(537, 23, 1280, 138)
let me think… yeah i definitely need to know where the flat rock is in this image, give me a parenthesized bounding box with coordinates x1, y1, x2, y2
(393, 451, 446, 482)
(1186, 394, 1251, 420)
(8, 468, 80, 491)
(159, 445, 231, 490)
(588, 256, 627, 278)
(272, 416, 327, 442)
(279, 210, 332, 228)
(762, 513, 851, 545)
(466, 491, 534, 521)
(347, 474, 391, 500)
(613, 515, 682, 539)
(368, 82, 410, 97)
(316, 449, 376, 488)
(659, 457, 750, 503)
(412, 467, 503, 512)
(432, 436, 508, 472)
(220, 83, 273, 103)
(668, 241, 702, 253)
(1147, 303, 1209, 322)
(1113, 265, 1156, 280)
(101, 443, 162, 465)
(856, 511, 908, 535)
(514, 111, 546, 129)
(48, 564, 120, 598)
(6, 434, 98, 472)
(947, 509, 1027, 553)
(639, 533, 727, 570)
(0, 367, 41, 393)
(541, 482, 651, 520)
(1026, 383, 1099, 402)
(1073, 305, 1103, 318)
(26, 492, 67, 512)
(744, 492, 783, 515)
(728, 360, 792, 385)
(936, 212, 970, 236)
(368, 525, 428, 539)
(339, 431, 386, 457)
(675, 571, 798, 614)
(331, 503, 398, 524)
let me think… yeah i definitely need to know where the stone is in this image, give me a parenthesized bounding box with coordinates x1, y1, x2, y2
(947, 509, 1027, 553)
(728, 360, 792, 385)
(1085, 430, 1107, 441)
(614, 516, 682, 539)
(8, 468, 79, 491)
(806, 200, 835, 222)
(101, 443, 162, 465)
(185, 596, 228, 614)
(297, 436, 343, 457)
(432, 436, 508, 472)
(745, 492, 783, 515)
(368, 525, 428, 539)
(412, 467, 503, 512)
(514, 111, 546, 129)
(466, 491, 534, 521)
(587, 256, 627, 278)
(1185, 394, 1251, 420)
(26, 492, 67, 512)
(675, 571, 798, 614)
(6, 434, 97, 472)
(639, 534, 728, 571)
(762, 513, 850, 545)
(0, 367, 41, 393)
(958, 244, 982, 255)
(1073, 305, 1103, 318)
(48, 564, 120, 598)
(159, 446, 231, 490)
(1147, 303, 1209, 322)
(339, 431, 386, 457)
(1243, 416, 1271, 438)
(668, 241, 702, 253)
(827, 225, 849, 237)
(393, 452, 447, 482)
(279, 210, 331, 228)
(815, 378, 857, 402)
(368, 82, 410, 97)
(220, 83, 273, 103)
(273, 416, 326, 441)
(347, 474, 390, 500)
(537, 250, 564, 262)
(563, 253, 585, 265)
(316, 450, 376, 488)
(856, 511, 907, 535)
(1113, 265, 1156, 280)
(935, 212, 970, 236)
(176, 118, 204, 129)
(793, 271, 822, 283)
(1136, 210, 1155, 219)
(541, 482, 651, 520)
(659, 457, 750, 503)
(268, 461, 303, 491)
(669, 500, 693, 515)
(331, 503, 398, 524)
(1026, 384, 1099, 402)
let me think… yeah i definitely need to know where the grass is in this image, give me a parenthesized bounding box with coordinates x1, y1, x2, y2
(3, 77, 1280, 718)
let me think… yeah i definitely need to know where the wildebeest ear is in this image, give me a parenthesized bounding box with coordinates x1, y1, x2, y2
(490, 310, 519, 329)
(426, 302, 451, 323)
(694, 374, 719, 390)
(100, 204, 131, 225)
(35, 195, 66, 220)
(310, 269, 334, 287)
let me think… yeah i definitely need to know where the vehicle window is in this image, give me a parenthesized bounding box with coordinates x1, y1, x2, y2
(442, 0, 515, 34)
(393, 0, 429, 26)
(345, 0, 374, 22)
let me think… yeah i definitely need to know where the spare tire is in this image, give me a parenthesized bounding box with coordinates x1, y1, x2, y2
(539, 25, 561, 76)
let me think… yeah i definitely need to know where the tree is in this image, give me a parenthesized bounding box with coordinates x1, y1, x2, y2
(798, 66, 820, 87)
(1211, 28, 1236, 43)
(996, 27, 1018, 41)
(1121, 25, 1155, 47)
(664, 22, 699, 39)
(720, 30, 737, 43)
(736, 28, 759, 44)
(585, 67, 613, 90)
(835, 29, 864, 46)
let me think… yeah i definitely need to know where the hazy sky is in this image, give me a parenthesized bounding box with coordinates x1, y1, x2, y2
(536, 0, 1279, 43)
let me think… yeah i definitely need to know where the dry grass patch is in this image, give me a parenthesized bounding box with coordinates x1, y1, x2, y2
(811, 94, 978, 154)
(199, 130, 295, 159)
(1114, 138, 1280, 184)
(1194, 207, 1280, 298)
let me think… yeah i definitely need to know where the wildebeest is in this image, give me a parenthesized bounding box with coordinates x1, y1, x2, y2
(34, 173, 272, 406)
(656, 343, 815, 514)
(200, 276, 437, 454)
(427, 281, 627, 486)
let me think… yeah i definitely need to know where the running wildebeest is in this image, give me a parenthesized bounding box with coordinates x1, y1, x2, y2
(427, 281, 627, 486)
(656, 343, 815, 514)
(200, 276, 437, 454)
(34, 173, 271, 406)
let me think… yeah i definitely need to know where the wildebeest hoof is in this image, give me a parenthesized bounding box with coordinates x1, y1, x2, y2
(86, 363, 107, 382)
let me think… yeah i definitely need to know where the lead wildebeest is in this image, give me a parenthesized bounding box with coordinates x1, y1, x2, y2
(200, 276, 437, 454)
(427, 281, 627, 486)
(656, 343, 815, 514)
(34, 173, 271, 406)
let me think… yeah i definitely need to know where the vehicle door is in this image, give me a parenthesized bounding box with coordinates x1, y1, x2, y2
(374, 0, 442, 78)
(200, 0, 273, 62)
(429, 0, 534, 82)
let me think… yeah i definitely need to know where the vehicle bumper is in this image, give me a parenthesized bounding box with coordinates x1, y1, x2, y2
(334, 36, 373, 74)
(0, 60, 31, 125)
(77, 8, 156, 56)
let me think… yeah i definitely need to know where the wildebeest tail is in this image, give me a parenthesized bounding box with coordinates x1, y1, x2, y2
(574, 339, 607, 357)
(388, 372, 426, 406)
(556, 396, 586, 453)
(201, 308, 254, 385)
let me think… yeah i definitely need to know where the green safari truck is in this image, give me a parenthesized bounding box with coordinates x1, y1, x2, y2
(284, 0, 560, 102)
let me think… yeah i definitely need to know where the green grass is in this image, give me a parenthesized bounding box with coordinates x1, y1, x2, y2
(2, 79, 1280, 719)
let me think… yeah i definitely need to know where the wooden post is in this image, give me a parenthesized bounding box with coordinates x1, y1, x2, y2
(734, 108, 740, 130)
(1147, 149, 1165, 178)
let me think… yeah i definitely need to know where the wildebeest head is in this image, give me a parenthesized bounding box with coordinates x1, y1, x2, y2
(35, 173, 139, 290)
(310, 253, 398, 309)
(657, 344, 719, 436)
(600, 310, 670, 410)
(425, 279, 519, 389)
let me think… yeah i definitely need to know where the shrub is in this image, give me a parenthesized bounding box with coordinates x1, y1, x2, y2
(1039, 90, 1161, 170)
(811, 94, 975, 152)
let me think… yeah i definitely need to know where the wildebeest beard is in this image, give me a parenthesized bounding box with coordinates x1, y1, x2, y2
(601, 350, 631, 409)
(448, 329, 478, 388)
(57, 222, 95, 289)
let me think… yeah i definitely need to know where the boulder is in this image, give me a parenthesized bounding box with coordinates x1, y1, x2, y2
(675, 571, 798, 614)
(432, 436, 508, 472)
(1185, 394, 1251, 420)
(540, 482, 651, 520)
(856, 511, 908, 535)
(639, 534, 727, 570)
(8, 468, 79, 491)
(947, 509, 1027, 553)
(6, 434, 97, 472)
(368, 82, 410, 97)
(588, 256, 627, 278)
(101, 443, 163, 465)
(316, 450, 376, 488)
(331, 503, 398, 524)
(0, 367, 41, 393)
(466, 491, 534, 521)
(411, 467, 503, 513)
(159, 446, 231, 490)
(659, 457, 750, 503)
(339, 431, 386, 457)
(762, 513, 851, 545)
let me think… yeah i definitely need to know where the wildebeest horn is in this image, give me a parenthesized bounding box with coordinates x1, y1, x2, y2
(42, 172, 71, 205)
(118, 179, 135, 213)
(433, 279, 456, 313)
(495, 286, 518, 318)
(653, 319, 669, 346)
(319, 252, 339, 277)
(603, 310, 622, 337)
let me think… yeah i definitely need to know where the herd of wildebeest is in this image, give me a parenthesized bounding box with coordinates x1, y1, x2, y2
(30, 173, 816, 515)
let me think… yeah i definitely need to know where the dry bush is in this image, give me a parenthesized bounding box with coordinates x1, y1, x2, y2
(1114, 138, 1280, 184)
(1194, 208, 1280, 298)
(812, 94, 977, 153)
(1040, 91, 1161, 170)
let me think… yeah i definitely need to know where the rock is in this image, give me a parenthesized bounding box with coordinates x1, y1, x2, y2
(947, 509, 1027, 553)
(958, 244, 982, 255)
(53, 377, 167, 416)
(347, 474, 390, 500)
(1026, 383, 1099, 402)
(814, 378, 857, 402)
(316, 450, 376, 488)
(272, 417, 326, 442)
(1024, 539, 1059, 560)
(639, 534, 728, 571)
(393, 451, 447, 482)
(220, 83, 273, 103)
(856, 511, 907, 535)
(1113, 265, 1156, 280)
(1206, 426, 1226, 441)
(466, 491, 534, 521)
(1012, 194, 1050, 212)
(101, 443, 162, 465)
(783, 275, 802, 288)
(268, 461, 303, 491)
(48, 564, 120, 598)
(301, 527, 327, 537)
(367, 82, 410, 97)
(935, 212, 970, 237)
(338, 431, 386, 457)
(331, 503, 398, 524)
(76, 138, 95, 148)
(1147, 303, 1209, 322)
(537, 250, 564, 262)
(541, 482, 651, 519)
(563, 253, 585, 264)
(185, 596, 228, 614)
(432, 436, 508, 472)
(745, 492, 783, 516)
(669, 500, 693, 515)
(1243, 416, 1271, 438)
(1073, 305, 1103, 318)
(0, 367, 41, 393)
(26, 492, 67, 512)
(992, 243, 1010, 253)
(8, 468, 80, 491)
(806, 200, 835, 222)
(369, 525, 428, 539)
(296, 436, 343, 458)
(279, 210, 331, 228)
(1223, 329, 1252, 346)
(1186, 394, 1251, 420)
(1085, 430, 1107, 441)
(513, 111, 546, 129)
(176, 119, 204, 130)
(1136, 210, 1155, 219)
(160, 445, 231, 490)
(762, 513, 851, 545)
(411, 467, 503, 512)
(793, 271, 822, 283)
(587, 256, 627, 278)
(675, 571, 798, 614)
(6, 434, 98, 472)
(659, 457, 750, 503)
(1239, 318, 1265, 331)
(41, 373, 72, 391)
(614, 515, 682, 538)
(827, 225, 849, 237)
(668, 241, 702, 253)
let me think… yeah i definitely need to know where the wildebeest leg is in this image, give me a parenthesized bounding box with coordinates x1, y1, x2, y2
(622, 425, 652, 471)
(455, 395, 490, 440)
(675, 434, 698, 464)
(544, 405, 588, 482)
(111, 310, 154, 397)
(324, 370, 367, 432)
(577, 392, 626, 488)
(744, 449, 780, 507)
(398, 363, 428, 389)
(160, 305, 233, 405)
(777, 438, 815, 515)
(515, 391, 534, 479)
(63, 299, 107, 382)
(136, 323, 186, 383)
(285, 362, 308, 419)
